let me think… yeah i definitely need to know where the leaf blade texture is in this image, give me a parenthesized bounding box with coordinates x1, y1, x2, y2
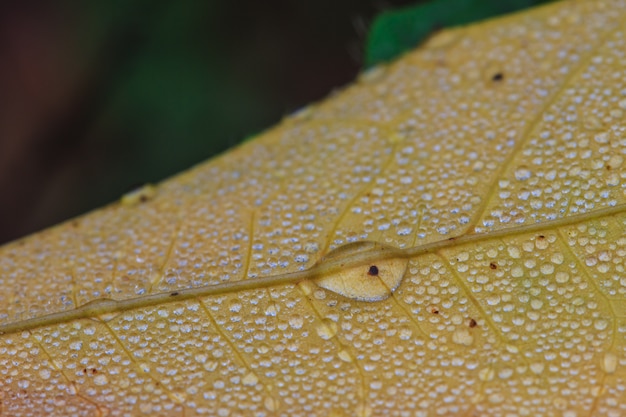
(3, 0, 626, 415)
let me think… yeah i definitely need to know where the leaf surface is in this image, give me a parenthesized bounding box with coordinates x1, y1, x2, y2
(2, 0, 626, 416)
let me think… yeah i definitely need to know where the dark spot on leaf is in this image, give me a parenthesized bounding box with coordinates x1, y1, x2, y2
(368, 265, 379, 276)
(538, 235, 545, 239)
(469, 318, 477, 328)
(170, 291, 179, 297)
(492, 72, 504, 81)
(430, 306, 439, 314)
(489, 262, 497, 270)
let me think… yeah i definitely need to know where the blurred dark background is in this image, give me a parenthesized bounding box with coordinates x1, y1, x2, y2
(0, 0, 421, 244)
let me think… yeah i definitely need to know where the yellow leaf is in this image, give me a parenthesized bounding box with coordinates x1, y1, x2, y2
(2, 0, 626, 415)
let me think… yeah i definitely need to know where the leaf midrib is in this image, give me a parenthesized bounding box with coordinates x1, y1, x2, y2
(2, 202, 625, 336)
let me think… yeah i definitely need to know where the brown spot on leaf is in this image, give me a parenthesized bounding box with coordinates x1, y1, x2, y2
(492, 72, 504, 81)
(489, 262, 497, 270)
(468, 318, 477, 328)
(430, 306, 439, 314)
(368, 265, 379, 276)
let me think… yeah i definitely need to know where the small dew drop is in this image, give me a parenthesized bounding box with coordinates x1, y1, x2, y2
(120, 184, 156, 206)
(478, 368, 494, 382)
(338, 349, 353, 362)
(535, 236, 549, 250)
(288, 315, 304, 330)
(264, 396, 279, 412)
(452, 328, 474, 346)
(93, 374, 108, 386)
(39, 369, 51, 380)
(514, 166, 532, 181)
(594, 319, 609, 330)
(204, 361, 218, 372)
(530, 362, 545, 374)
(264, 303, 279, 317)
(507, 246, 521, 258)
(399, 327, 412, 340)
(229, 301, 242, 313)
(601, 352, 618, 374)
(555, 271, 570, 283)
(488, 393, 504, 404)
(242, 372, 259, 386)
(316, 318, 339, 340)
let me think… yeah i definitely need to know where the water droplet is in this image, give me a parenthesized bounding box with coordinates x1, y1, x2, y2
(264, 396, 279, 412)
(521, 360, 539, 375)
(338, 349, 353, 362)
(39, 369, 51, 380)
(120, 184, 156, 206)
(242, 372, 259, 386)
(316, 318, 339, 340)
(508, 246, 521, 258)
(288, 315, 304, 329)
(584, 114, 603, 130)
(514, 166, 532, 181)
(171, 392, 187, 404)
(555, 272, 569, 283)
(594, 132, 610, 144)
(204, 361, 218, 372)
(505, 344, 519, 354)
(93, 374, 108, 386)
(478, 368, 494, 381)
(452, 328, 474, 346)
(535, 236, 549, 250)
(594, 319, 609, 330)
(229, 301, 242, 313)
(601, 352, 618, 374)
(399, 327, 412, 340)
(264, 302, 279, 317)
(488, 393, 504, 404)
(314, 241, 407, 302)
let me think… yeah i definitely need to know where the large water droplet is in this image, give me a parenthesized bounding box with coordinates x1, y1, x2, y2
(314, 241, 407, 302)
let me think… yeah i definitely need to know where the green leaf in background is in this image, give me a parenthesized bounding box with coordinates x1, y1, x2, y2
(366, 0, 555, 67)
